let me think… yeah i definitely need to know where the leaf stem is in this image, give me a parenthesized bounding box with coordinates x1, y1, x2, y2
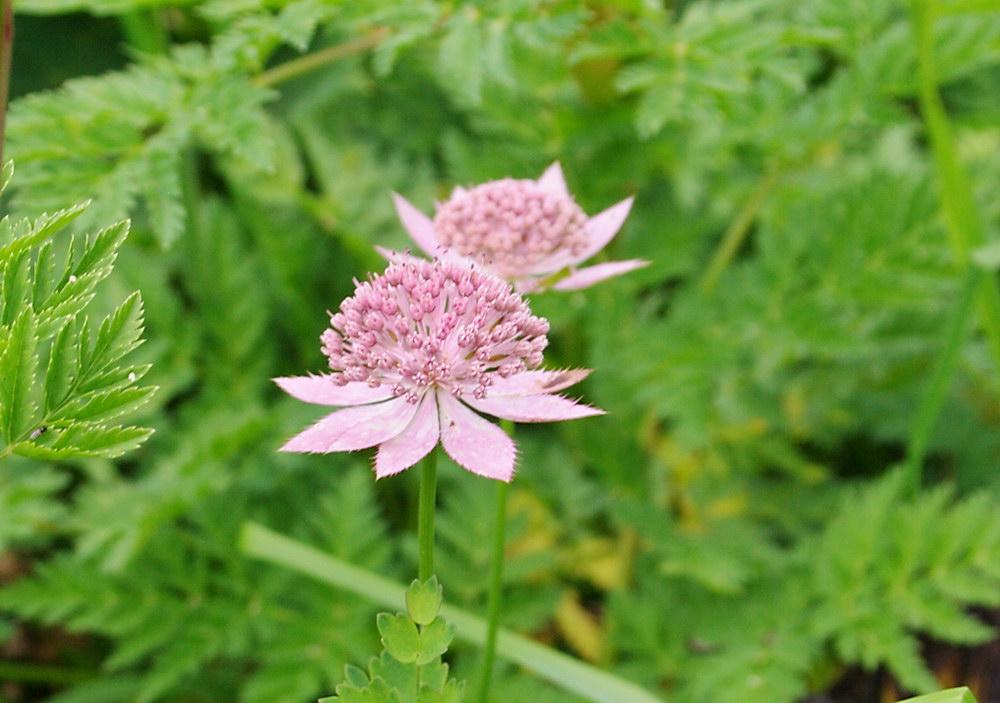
(910, 0, 1000, 371)
(902, 266, 982, 494)
(0, 0, 13, 167)
(698, 167, 778, 295)
(476, 419, 514, 703)
(418, 448, 438, 581)
(254, 27, 390, 88)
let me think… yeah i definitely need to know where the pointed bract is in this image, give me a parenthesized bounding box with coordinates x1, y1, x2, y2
(280, 396, 419, 453)
(465, 393, 605, 423)
(391, 192, 441, 258)
(536, 161, 570, 199)
(274, 375, 394, 407)
(551, 259, 650, 291)
(375, 393, 440, 478)
(489, 369, 593, 395)
(439, 392, 516, 481)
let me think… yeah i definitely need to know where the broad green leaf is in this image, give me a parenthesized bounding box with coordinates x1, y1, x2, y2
(405, 577, 442, 626)
(0, 306, 39, 443)
(899, 688, 979, 703)
(377, 613, 421, 663)
(416, 618, 455, 666)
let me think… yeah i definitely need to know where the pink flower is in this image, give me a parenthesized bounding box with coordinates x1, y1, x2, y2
(388, 162, 648, 292)
(275, 259, 603, 481)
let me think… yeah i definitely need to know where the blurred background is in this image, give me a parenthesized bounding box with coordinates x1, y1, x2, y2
(1, 1, 1000, 702)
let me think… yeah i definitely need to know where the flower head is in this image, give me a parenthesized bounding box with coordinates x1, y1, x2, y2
(276, 258, 603, 481)
(389, 162, 648, 292)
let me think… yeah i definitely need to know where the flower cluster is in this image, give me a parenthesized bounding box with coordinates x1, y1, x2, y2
(390, 162, 647, 292)
(277, 259, 601, 481)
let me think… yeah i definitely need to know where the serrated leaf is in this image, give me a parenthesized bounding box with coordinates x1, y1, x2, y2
(0, 201, 89, 267)
(73, 221, 129, 280)
(332, 676, 401, 703)
(16, 423, 153, 459)
(0, 249, 29, 325)
(416, 617, 455, 666)
(142, 140, 185, 248)
(50, 385, 157, 424)
(84, 291, 144, 377)
(377, 612, 421, 663)
(44, 320, 78, 413)
(31, 241, 56, 309)
(0, 306, 39, 443)
(405, 577, 442, 626)
(418, 679, 464, 703)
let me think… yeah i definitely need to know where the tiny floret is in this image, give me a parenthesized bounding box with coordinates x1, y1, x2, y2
(388, 162, 648, 292)
(276, 259, 603, 481)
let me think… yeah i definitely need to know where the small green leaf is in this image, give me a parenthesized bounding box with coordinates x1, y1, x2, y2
(0, 306, 39, 443)
(406, 577, 442, 626)
(418, 679, 464, 703)
(377, 613, 421, 663)
(84, 291, 144, 376)
(331, 676, 401, 703)
(0, 201, 89, 268)
(44, 320, 78, 413)
(50, 385, 157, 424)
(416, 618, 455, 666)
(16, 423, 153, 459)
(0, 249, 29, 325)
(898, 688, 979, 703)
(343, 664, 370, 688)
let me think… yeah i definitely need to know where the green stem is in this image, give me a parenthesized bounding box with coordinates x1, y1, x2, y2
(254, 27, 389, 88)
(0, 0, 13, 167)
(902, 266, 982, 494)
(476, 419, 514, 703)
(241, 522, 665, 703)
(418, 449, 438, 581)
(911, 0, 1000, 372)
(698, 167, 778, 295)
(0, 660, 93, 686)
(118, 9, 168, 55)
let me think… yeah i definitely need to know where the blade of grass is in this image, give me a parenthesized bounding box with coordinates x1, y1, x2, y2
(902, 266, 982, 494)
(241, 521, 665, 703)
(898, 688, 979, 703)
(910, 0, 1000, 372)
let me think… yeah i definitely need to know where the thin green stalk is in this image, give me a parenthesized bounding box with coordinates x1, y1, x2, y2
(418, 449, 438, 581)
(476, 419, 514, 703)
(911, 0, 1000, 372)
(241, 522, 665, 703)
(119, 9, 168, 55)
(698, 167, 778, 295)
(0, 660, 93, 686)
(902, 266, 982, 494)
(0, 0, 13, 168)
(254, 27, 389, 88)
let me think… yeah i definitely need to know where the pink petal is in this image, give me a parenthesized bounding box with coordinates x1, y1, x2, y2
(274, 375, 395, 407)
(551, 259, 650, 291)
(465, 393, 605, 423)
(280, 396, 420, 453)
(536, 162, 570, 199)
(489, 369, 593, 395)
(438, 392, 516, 481)
(391, 193, 441, 258)
(578, 196, 634, 262)
(374, 393, 440, 478)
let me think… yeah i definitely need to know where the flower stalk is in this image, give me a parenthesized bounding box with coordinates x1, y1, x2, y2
(418, 449, 438, 581)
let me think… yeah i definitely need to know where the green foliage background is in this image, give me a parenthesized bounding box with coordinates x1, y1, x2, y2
(1, 1, 1000, 702)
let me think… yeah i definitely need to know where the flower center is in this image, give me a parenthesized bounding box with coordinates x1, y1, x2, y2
(322, 260, 549, 402)
(433, 179, 588, 277)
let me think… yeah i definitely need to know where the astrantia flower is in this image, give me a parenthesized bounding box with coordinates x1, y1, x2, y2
(389, 162, 648, 292)
(276, 259, 603, 481)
